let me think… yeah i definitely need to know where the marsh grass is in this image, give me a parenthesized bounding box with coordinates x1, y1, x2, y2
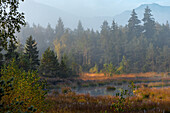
(47, 87, 170, 113)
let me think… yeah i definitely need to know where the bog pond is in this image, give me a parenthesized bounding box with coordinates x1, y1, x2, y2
(48, 76, 170, 96)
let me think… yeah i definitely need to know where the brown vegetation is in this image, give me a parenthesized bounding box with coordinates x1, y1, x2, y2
(46, 87, 170, 113)
(80, 72, 166, 81)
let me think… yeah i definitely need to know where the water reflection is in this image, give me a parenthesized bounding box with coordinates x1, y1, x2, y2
(73, 83, 133, 96)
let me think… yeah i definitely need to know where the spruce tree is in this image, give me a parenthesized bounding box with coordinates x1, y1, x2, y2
(39, 48, 60, 77)
(24, 36, 39, 71)
(55, 18, 64, 39)
(46, 24, 55, 48)
(60, 56, 69, 78)
(111, 20, 118, 34)
(128, 9, 141, 38)
(100, 21, 111, 63)
(5, 42, 19, 63)
(142, 6, 155, 38)
(77, 20, 84, 36)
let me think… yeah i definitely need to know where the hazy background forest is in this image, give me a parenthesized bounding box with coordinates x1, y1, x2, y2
(16, 7, 170, 75)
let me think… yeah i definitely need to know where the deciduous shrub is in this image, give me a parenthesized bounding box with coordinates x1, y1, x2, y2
(0, 60, 47, 112)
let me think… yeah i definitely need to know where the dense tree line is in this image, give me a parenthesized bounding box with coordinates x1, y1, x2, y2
(16, 7, 170, 74)
(0, 35, 75, 78)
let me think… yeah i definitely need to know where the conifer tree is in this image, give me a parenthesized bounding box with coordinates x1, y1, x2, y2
(5, 42, 19, 63)
(128, 9, 141, 38)
(55, 18, 64, 39)
(60, 56, 69, 78)
(142, 6, 155, 38)
(39, 48, 60, 77)
(100, 21, 111, 63)
(46, 23, 55, 44)
(146, 43, 155, 72)
(111, 20, 118, 34)
(24, 36, 39, 71)
(77, 20, 84, 37)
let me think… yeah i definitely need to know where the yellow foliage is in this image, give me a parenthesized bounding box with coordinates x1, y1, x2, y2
(117, 66, 123, 72)
(0, 60, 47, 112)
(53, 38, 61, 60)
(78, 98, 86, 103)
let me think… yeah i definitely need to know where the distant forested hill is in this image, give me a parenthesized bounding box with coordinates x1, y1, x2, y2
(19, 1, 170, 30)
(114, 3, 170, 25)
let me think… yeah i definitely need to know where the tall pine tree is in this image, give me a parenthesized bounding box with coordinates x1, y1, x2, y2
(142, 6, 155, 39)
(24, 36, 39, 71)
(5, 42, 19, 63)
(55, 18, 64, 39)
(39, 47, 60, 77)
(100, 21, 111, 64)
(77, 20, 84, 37)
(46, 23, 55, 47)
(128, 9, 141, 38)
(60, 56, 70, 78)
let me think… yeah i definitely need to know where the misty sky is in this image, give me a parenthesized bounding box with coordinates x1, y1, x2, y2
(34, 0, 170, 17)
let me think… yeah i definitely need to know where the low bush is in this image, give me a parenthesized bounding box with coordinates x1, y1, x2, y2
(106, 86, 116, 91)
(0, 60, 47, 112)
